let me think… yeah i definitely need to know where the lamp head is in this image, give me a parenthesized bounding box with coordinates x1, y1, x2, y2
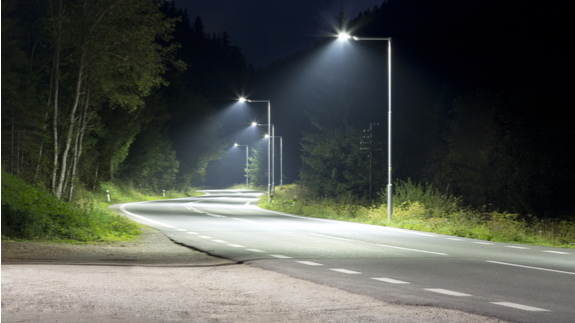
(265, 134, 270, 138)
(234, 143, 238, 146)
(238, 97, 248, 103)
(337, 32, 351, 40)
(251, 122, 258, 127)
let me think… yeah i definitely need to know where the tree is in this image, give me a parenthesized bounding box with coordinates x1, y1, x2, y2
(246, 147, 267, 187)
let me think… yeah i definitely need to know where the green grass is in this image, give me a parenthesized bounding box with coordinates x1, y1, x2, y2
(1, 169, 200, 243)
(258, 183, 575, 249)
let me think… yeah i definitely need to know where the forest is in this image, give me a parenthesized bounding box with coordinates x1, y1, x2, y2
(2, 0, 574, 222)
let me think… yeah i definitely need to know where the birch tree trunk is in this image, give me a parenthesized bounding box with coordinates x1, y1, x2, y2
(50, 0, 63, 193)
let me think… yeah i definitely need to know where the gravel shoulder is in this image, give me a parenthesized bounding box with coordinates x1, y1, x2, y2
(2, 227, 509, 322)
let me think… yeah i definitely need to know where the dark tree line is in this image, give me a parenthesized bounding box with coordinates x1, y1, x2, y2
(2, 0, 252, 197)
(258, 0, 574, 220)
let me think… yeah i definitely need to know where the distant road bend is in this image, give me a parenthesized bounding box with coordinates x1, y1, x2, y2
(116, 189, 575, 323)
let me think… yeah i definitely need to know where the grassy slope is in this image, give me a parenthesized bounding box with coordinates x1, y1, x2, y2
(259, 184, 575, 249)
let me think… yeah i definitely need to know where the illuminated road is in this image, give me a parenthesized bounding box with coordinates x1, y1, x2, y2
(114, 190, 575, 323)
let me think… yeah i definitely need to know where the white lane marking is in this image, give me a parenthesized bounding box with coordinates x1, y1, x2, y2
(308, 232, 355, 241)
(270, 254, 292, 258)
(491, 302, 550, 312)
(330, 268, 361, 274)
(176, 229, 186, 231)
(207, 213, 225, 218)
(186, 232, 198, 235)
(228, 244, 245, 248)
(199, 236, 212, 239)
(247, 249, 265, 253)
(296, 261, 323, 266)
(212, 240, 227, 243)
(425, 289, 472, 297)
(543, 250, 570, 255)
(376, 244, 448, 256)
(487, 261, 575, 275)
(372, 278, 410, 284)
(474, 242, 494, 245)
(447, 238, 464, 241)
(506, 246, 529, 249)
(231, 217, 295, 231)
(119, 204, 177, 228)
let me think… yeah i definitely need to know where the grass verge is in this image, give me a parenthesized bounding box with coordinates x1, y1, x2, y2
(258, 183, 575, 249)
(1, 169, 200, 243)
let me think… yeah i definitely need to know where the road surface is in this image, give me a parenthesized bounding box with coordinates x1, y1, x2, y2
(116, 189, 575, 323)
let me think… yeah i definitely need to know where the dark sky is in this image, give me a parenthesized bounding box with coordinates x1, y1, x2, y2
(176, 0, 385, 67)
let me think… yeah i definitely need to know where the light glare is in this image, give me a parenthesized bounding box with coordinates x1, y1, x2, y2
(239, 97, 247, 102)
(338, 32, 351, 40)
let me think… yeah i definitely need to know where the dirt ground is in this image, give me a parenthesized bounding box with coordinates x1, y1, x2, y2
(1, 228, 510, 322)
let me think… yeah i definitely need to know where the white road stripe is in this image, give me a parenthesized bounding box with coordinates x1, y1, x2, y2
(228, 244, 245, 248)
(247, 249, 265, 253)
(425, 289, 472, 297)
(506, 246, 529, 249)
(487, 261, 575, 275)
(372, 278, 410, 284)
(270, 254, 292, 258)
(199, 236, 212, 239)
(330, 268, 361, 274)
(542, 250, 570, 255)
(207, 213, 225, 218)
(491, 302, 550, 312)
(474, 242, 494, 245)
(376, 244, 448, 256)
(447, 238, 464, 241)
(119, 204, 176, 228)
(176, 229, 186, 231)
(308, 232, 355, 241)
(186, 232, 198, 235)
(212, 240, 227, 243)
(296, 261, 323, 266)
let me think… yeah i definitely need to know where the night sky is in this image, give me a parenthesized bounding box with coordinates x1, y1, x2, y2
(176, 0, 384, 67)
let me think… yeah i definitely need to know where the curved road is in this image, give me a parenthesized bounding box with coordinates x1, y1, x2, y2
(114, 190, 575, 323)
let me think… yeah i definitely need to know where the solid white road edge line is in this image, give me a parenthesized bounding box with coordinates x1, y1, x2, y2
(376, 244, 448, 256)
(119, 204, 176, 228)
(296, 261, 323, 266)
(487, 260, 575, 275)
(330, 268, 362, 274)
(270, 255, 292, 258)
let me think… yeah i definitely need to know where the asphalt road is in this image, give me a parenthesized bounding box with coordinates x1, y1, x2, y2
(115, 189, 575, 323)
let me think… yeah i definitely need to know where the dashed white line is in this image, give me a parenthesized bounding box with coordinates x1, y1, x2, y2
(176, 229, 187, 231)
(186, 232, 198, 235)
(474, 242, 494, 245)
(247, 249, 265, 253)
(425, 289, 472, 297)
(199, 236, 212, 239)
(330, 268, 362, 274)
(212, 240, 227, 243)
(376, 244, 448, 256)
(491, 302, 550, 312)
(270, 254, 292, 259)
(296, 261, 323, 266)
(228, 244, 245, 248)
(207, 214, 226, 218)
(447, 238, 464, 241)
(542, 250, 570, 255)
(372, 278, 410, 284)
(506, 246, 529, 249)
(487, 260, 575, 275)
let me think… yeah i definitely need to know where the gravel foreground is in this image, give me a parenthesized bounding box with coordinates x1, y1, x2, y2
(1, 228, 510, 323)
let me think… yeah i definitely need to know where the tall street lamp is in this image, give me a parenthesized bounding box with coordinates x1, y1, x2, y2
(266, 134, 283, 187)
(234, 143, 249, 189)
(254, 123, 276, 194)
(338, 32, 393, 220)
(240, 98, 272, 202)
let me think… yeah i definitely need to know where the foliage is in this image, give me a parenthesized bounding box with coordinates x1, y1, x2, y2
(1, 169, 140, 242)
(260, 183, 575, 249)
(246, 147, 267, 186)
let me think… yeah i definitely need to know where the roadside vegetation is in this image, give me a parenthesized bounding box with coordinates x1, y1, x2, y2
(1, 169, 199, 243)
(258, 181, 575, 249)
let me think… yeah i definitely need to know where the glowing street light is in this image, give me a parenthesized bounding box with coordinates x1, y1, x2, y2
(234, 143, 249, 189)
(337, 32, 393, 220)
(239, 97, 272, 202)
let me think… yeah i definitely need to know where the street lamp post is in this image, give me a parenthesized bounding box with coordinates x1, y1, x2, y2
(256, 123, 276, 194)
(267, 134, 283, 187)
(338, 33, 393, 220)
(234, 143, 249, 189)
(240, 98, 272, 202)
